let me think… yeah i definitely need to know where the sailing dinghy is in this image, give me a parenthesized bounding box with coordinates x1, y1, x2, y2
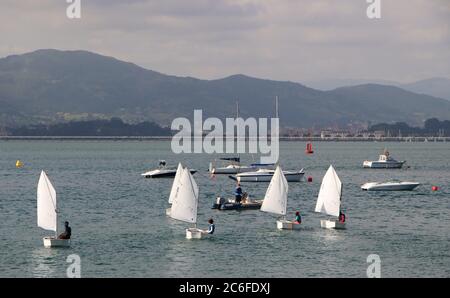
(37, 171, 70, 248)
(261, 166, 301, 230)
(169, 167, 205, 239)
(315, 165, 346, 229)
(166, 163, 184, 216)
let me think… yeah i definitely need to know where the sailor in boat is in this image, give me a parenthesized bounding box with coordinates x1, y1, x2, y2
(201, 218, 215, 235)
(338, 211, 346, 223)
(57, 221, 72, 240)
(234, 183, 243, 204)
(293, 211, 302, 225)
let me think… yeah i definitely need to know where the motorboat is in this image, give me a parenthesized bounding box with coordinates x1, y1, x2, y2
(363, 149, 405, 169)
(142, 160, 197, 178)
(209, 157, 255, 174)
(361, 181, 420, 191)
(229, 168, 304, 183)
(211, 194, 263, 210)
(209, 157, 275, 174)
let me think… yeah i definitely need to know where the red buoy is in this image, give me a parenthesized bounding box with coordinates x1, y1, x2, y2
(307, 176, 313, 183)
(305, 142, 314, 154)
(431, 186, 439, 191)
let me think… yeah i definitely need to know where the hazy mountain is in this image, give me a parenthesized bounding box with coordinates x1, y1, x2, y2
(1, 49, 449, 129)
(306, 77, 450, 102)
(304, 78, 398, 91)
(400, 78, 450, 101)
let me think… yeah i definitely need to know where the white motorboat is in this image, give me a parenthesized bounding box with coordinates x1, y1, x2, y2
(315, 165, 346, 230)
(229, 168, 304, 183)
(142, 160, 197, 178)
(260, 166, 302, 230)
(361, 181, 420, 191)
(37, 171, 70, 248)
(363, 149, 405, 169)
(209, 157, 256, 174)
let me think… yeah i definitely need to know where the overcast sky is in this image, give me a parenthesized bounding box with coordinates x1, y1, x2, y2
(1, 0, 449, 83)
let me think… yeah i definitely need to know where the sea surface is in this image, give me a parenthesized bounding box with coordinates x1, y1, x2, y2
(0, 140, 449, 278)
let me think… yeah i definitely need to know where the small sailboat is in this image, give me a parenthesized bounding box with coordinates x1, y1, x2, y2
(261, 166, 301, 230)
(315, 165, 346, 230)
(166, 163, 184, 216)
(37, 171, 70, 248)
(169, 167, 204, 239)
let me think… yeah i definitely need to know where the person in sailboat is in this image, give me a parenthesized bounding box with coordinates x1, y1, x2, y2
(234, 183, 243, 204)
(339, 211, 346, 223)
(58, 221, 72, 239)
(202, 218, 215, 235)
(293, 211, 302, 224)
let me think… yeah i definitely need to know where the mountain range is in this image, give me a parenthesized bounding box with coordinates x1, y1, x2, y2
(1, 49, 449, 129)
(305, 77, 450, 101)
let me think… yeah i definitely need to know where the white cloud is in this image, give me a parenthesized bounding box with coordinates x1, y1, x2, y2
(0, 0, 448, 83)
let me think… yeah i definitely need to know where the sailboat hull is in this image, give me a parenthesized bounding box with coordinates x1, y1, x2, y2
(320, 220, 346, 230)
(276, 220, 302, 230)
(43, 237, 70, 248)
(186, 228, 204, 239)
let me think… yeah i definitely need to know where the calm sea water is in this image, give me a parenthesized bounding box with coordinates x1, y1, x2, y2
(0, 140, 448, 278)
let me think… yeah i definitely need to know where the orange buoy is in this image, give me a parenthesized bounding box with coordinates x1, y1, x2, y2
(307, 176, 313, 182)
(431, 186, 439, 191)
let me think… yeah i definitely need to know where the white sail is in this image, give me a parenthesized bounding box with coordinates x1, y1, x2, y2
(261, 166, 288, 216)
(315, 165, 342, 217)
(170, 168, 199, 224)
(37, 171, 57, 232)
(168, 163, 184, 204)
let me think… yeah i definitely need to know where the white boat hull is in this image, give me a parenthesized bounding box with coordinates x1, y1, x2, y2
(166, 207, 171, 216)
(211, 166, 255, 174)
(320, 220, 346, 230)
(363, 161, 404, 169)
(43, 237, 70, 248)
(361, 182, 420, 191)
(232, 171, 304, 183)
(186, 228, 204, 239)
(276, 220, 302, 230)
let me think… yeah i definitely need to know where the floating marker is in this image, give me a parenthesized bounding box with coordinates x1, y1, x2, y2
(431, 186, 439, 191)
(16, 160, 23, 168)
(307, 176, 313, 183)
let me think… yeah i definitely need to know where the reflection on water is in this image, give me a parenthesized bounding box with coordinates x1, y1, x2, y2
(31, 248, 58, 278)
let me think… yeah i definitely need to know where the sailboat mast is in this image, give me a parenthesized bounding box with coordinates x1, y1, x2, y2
(275, 96, 279, 118)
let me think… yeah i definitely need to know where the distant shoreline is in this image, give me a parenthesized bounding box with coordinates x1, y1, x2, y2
(0, 136, 448, 142)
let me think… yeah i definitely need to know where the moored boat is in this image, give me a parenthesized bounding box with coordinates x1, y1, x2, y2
(361, 181, 420, 191)
(142, 160, 197, 178)
(363, 149, 405, 169)
(229, 168, 304, 182)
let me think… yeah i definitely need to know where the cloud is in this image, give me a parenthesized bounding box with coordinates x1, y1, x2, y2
(0, 0, 448, 83)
